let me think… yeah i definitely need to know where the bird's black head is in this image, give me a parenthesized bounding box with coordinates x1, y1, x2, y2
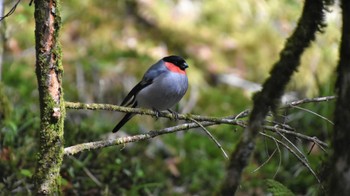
(163, 55, 189, 70)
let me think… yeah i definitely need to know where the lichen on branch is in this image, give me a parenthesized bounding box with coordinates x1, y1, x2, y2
(33, 0, 65, 195)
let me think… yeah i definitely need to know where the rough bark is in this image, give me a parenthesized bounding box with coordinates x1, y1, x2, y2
(0, 0, 4, 81)
(328, 0, 350, 194)
(33, 0, 65, 195)
(220, 0, 332, 194)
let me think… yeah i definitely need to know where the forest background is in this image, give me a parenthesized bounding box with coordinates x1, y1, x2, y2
(0, 0, 341, 195)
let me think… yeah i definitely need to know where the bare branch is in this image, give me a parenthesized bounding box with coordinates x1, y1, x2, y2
(68, 156, 102, 187)
(240, 121, 328, 148)
(272, 139, 282, 178)
(282, 95, 336, 108)
(275, 129, 309, 163)
(264, 125, 328, 148)
(0, 0, 21, 22)
(259, 132, 321, 184)
(189, 117, 229, 159)
(291, 105, 334, 125)
(252, 148, 277, 173)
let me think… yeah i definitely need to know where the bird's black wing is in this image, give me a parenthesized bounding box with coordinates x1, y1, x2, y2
(112, 102, 138, 132)
(120, 61, 166, 106)
(113, 60, 167, 133)
(120, 80, 151, 106)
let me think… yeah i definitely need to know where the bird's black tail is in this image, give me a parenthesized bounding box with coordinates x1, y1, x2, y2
(112, 112, 135, 133)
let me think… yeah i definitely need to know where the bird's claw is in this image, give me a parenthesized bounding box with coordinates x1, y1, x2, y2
(153, 108, 161, 119)
(167, 109, 179, 120)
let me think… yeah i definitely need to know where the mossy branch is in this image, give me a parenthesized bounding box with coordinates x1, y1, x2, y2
(65, 95, 335, 124)
(65, 101, 247, 123)
(64, 96, 334, 156)
(64, 119, 329, 156)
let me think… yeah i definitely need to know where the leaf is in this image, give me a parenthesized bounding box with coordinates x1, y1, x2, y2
(20, 169, 32, 177)
(265, 179, 294, 196)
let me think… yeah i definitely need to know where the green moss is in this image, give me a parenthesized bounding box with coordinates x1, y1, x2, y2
(0, 83, 12, 121)
(33, 0, 65, 194)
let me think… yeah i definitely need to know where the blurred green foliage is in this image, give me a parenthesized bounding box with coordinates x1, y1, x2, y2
(0, 0, 339, 195)
(265, 179, 294, 196)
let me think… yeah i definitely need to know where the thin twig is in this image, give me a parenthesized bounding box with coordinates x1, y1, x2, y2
(189, 117, 229, 159)
(291, 105, 334, 125)
(282, 96, 336, 108)
(308, 142, 316, 155)
(0, 0, 21, 21)
(264, 125, 328, 148)
(272, 138, 282, 178)
(265, 119, 295, 131)
(234, 109, 250, 120)
(69, 156, 102, 187)
(259, 132, 321, 183)
(275, 128, 309, 163)
(82, 167, 102, 187)
(226, 120, 326, 150)
(252, 148, 277, 173)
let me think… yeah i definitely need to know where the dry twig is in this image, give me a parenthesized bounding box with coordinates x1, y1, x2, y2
(189, 117, 229, 159)
(291, 105, 334, 125)
(259, 132, 321, 183)
(0, 0, 21, 21)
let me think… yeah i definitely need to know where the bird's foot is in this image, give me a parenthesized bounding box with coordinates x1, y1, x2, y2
(152, 108, 161, 119)
(167, 109, 179, 120)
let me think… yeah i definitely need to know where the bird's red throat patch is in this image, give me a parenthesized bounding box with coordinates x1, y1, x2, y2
(165, 62, 186, 74)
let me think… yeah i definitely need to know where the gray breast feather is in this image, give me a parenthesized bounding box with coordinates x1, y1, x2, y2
(136, 71, 188, 110)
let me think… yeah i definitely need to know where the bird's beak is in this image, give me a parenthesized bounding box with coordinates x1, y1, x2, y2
(182, 63, 189, 69)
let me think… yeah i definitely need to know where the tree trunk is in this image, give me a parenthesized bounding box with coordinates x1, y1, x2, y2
(0, 0, 4, 81)
(328, 0, 350, 194)
(220, 0, 332, 194)
(33, 0, 65, 194)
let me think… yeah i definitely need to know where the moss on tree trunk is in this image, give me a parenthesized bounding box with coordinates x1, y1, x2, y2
(220, 0, 333, 194)
(33, 0, 65, 194)
(328, 0, 350, 194)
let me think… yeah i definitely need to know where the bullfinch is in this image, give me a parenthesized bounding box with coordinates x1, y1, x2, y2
(112, 55, 189, 133)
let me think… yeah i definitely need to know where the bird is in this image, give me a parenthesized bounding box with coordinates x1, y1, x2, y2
(112, 55, 189, 133)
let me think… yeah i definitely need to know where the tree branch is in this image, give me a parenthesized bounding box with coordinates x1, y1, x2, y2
(189, 117, 229, 159)
(282, 95, 336, 108)
(0, 0, 18, 19)
(64, 121, 224, 156)
(64, 95, 335, 123)
(65, 101, 249, 122)
(63, 96, 333, 156)
(259, 132, 321, 184)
